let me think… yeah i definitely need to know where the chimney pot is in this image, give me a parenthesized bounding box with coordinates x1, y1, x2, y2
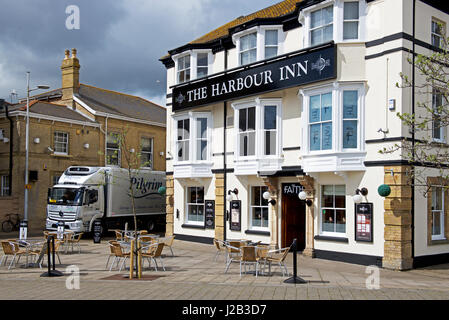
(71, 48, 77, 58)
(64, 49, 70, 59)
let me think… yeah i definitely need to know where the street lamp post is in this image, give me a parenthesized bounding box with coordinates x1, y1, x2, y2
(22, 71, 49, 240)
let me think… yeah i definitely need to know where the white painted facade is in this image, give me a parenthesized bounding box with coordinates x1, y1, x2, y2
(161, 0, 449, 267)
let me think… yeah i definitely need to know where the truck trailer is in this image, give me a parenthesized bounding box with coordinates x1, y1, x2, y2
(46, 166, 166, 233)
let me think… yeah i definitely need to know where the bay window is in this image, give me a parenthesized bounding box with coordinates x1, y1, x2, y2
(240, 32, 257, 65)
(264, 30, 278, 59)
(309, 93, 333, 151)
(177, 55, 191, 84)
(174, 112, 212, 163)
(233, 98, 282, 160)
(174, 50, 212, 84)
(197, 53, 208, 78)
(321, 185, 346, 235)
(250, 186, 269, 230)
(342, 90, 358, 148)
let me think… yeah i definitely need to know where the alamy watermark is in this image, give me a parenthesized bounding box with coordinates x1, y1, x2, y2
(365, 265, 380, 290)
(65, 265, 80, 290)
(65, 5, 80, 30)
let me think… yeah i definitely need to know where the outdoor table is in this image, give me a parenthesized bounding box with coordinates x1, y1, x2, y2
(19, 239, 46, 268)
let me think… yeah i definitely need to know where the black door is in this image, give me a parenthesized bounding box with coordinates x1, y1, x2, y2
(281, 183, 306, 250)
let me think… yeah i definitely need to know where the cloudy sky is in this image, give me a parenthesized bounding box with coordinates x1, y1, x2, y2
(0, 0, 281, 106)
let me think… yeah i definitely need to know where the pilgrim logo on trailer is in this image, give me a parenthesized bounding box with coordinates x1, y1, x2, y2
(311, 55, 331, 75)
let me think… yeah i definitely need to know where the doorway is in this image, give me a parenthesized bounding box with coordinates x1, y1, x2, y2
(281, 183, 306, 250)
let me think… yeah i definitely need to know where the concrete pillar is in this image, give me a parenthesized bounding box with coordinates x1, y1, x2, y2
(262, 177, 279, 248)
(298, 175, 316, 257)
(215, 174, 225, 240)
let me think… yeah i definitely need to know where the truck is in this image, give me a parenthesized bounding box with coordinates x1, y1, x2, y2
(46, 166, 166, 234)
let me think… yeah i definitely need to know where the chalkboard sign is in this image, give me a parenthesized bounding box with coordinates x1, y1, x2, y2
(230, 200, 241, 231)
(205, 200, 215, 229)
(93, 220, 102, 243)
(355, 203, 373, 242)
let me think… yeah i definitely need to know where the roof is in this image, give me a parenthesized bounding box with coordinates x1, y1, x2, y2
(28, 84, 166, 125)
(161, 0, 303, 62)
(5, 100, 96, 123)
(75, 84, 166, 124)
(191, 0, 301, 45)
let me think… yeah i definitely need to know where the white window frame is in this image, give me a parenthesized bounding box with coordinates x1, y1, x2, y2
(249, 185, 270, 231)
(172, 112, 212, 165)
(309, 4, 334, 46)
(185, 186, 205, 226)
(106, 132, 121, 167)
(232, 25, 285, 66)
(172, 50, 213, 84)
(1, 175, 9, 196)
(431, 19, 444, 48)
(319, 184, 347, 237)
(431, 186, 446, 240)
(176, 54, 191, 84)
(140, 136, 154, 169)
(232, 98, 282, 161)
(300, 0, 366, 47)
(432, 88, 446, 143)
(53, 131, 69, 155)
(342, 1, 360, 40)
(301, 82, 365, 155)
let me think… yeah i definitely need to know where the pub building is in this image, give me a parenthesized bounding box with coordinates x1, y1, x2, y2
(160, 0, 449, 270)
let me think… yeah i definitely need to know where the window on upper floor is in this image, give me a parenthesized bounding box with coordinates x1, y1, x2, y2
(140, 136, 153, 169)
(432, 88, 446, 142)
(174, 112, 212, 163)
(310, 5, 334, 46)
(54, 131, 69, 155)
(1, 175, 9, 196)
(106, 132, 121, 166)
(301, 0, 365, 47)
(302, 83, 365, 154)
(174, 51, 212, 84)
(234, 26, 284, 66)
(177, 55, 191, 84)
(431, 19, 445, 48)
(233, 98, 282, 159)
(343, 1, 359, 40)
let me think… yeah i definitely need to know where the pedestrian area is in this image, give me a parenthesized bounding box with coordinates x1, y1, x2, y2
(0, 237, 448, 300)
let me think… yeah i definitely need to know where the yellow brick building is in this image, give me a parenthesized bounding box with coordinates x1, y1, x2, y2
(0, 49, 166, 232)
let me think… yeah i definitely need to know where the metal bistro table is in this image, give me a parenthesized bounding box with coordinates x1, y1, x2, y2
(19, 239, 47, 268)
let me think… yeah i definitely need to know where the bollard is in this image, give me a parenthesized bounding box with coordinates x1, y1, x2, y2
(40, 235, 64, 277)
(284, 238, 307, 284)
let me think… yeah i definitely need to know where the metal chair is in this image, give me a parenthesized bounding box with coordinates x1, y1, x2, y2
(142, 242, 166, 271)
(0, 241, 27, 270)
(239, 246, 261, 277)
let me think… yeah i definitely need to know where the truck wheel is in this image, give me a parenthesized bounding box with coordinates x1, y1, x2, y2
(147, 220, 155, 232)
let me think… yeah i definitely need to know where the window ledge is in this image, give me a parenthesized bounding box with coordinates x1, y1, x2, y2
(234, 157, 283, 176)
(314, 235, 349, 243)
(181, 224, 206, 230)
(430, 239, 449, 245)
(173, 162, 213, 178)
(302, 151, 366, 173)
(51, 153, 71, 158)
(245, 230, 270, 236)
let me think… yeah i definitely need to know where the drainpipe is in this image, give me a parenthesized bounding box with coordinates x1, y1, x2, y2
(411, 0, 416, 266)
(5, 104, 13, 196)
(223, 43, 228, 241)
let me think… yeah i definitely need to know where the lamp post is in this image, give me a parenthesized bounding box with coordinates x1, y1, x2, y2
(22, 71, 49, 240)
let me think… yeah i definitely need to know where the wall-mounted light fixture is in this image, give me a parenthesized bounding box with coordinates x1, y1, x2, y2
(83, 143, 90, 149)
(298, 190, 313, 206)
(353, 187, 368, 204)
(130, 148, 135, 153)
(262, 191, 276, 206)
(33, 137, 40, 144)
(226, 188, 238, 202)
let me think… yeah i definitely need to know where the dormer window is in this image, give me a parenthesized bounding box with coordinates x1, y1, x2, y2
(173, 50, 213, 84)
(240, 32, 257, 65)
(310, 5, 333, 46)
(177, 55, 191, 84)
(343, 2, 359, 40)
(233, 26, 284, 66)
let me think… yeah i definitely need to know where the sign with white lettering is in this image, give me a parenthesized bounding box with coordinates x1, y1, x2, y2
(172, 43, 336, 112)
(355, 203, 373, 242)
(230, 200, 241, 231)
(282, 183, 304, 196)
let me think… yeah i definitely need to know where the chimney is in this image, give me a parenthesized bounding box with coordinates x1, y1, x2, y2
(61, 48, 80, 108)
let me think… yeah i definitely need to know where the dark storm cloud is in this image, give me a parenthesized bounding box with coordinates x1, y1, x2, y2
(0, 0, 280, 104)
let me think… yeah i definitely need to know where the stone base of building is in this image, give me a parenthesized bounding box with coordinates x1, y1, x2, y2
(382, 258, 413, 271)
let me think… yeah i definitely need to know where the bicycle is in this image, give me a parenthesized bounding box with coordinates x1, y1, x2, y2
(1, 213, 21, 233)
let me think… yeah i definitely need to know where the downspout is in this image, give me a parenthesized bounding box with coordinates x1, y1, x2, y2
(223, 41, 228, 241)
(5, 104, 13, 196)
(411, 0, 416, 266)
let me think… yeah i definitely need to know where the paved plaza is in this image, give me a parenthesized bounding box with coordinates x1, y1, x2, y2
(0, 235, 449, 300)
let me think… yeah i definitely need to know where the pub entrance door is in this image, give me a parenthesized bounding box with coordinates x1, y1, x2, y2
(281, 183, 306, 250)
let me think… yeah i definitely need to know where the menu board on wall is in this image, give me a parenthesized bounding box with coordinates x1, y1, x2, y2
(355, 203, 373, 242)
(205, 200, 215, 229)
(230, 200, 241, 231)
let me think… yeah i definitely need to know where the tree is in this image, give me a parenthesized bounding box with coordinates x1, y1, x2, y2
(380, 22, 449, 194)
